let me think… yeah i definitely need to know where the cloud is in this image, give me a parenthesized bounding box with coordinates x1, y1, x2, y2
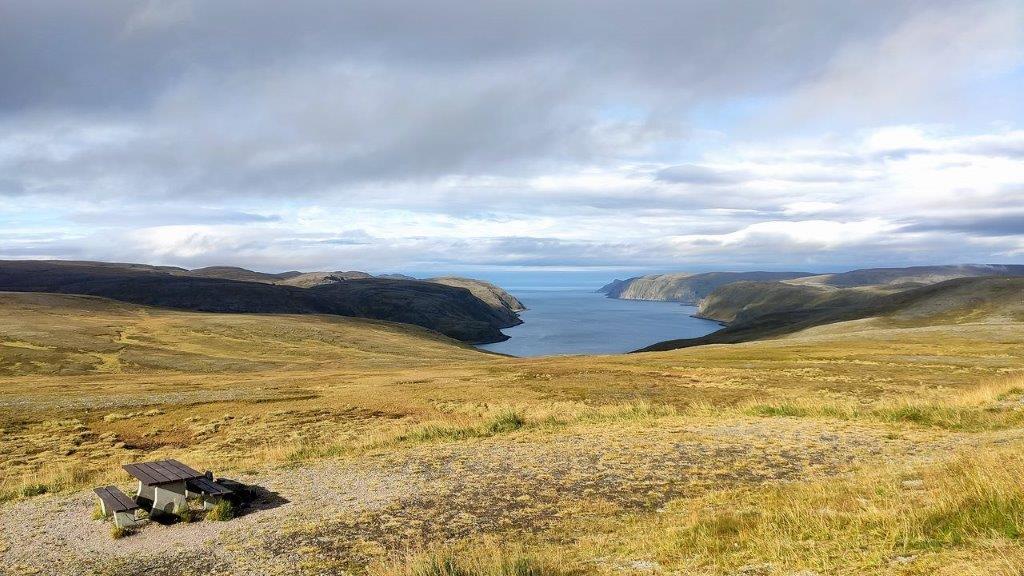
(779, 0, 1024, 126)
(901, 214, 1024, 237)
(656, 165, 751, 185)
(70, 207, 280, 226)
(0, 1, 1022, 272)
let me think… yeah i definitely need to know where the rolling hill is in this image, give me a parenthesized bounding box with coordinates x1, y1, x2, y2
(183, 265, 525, 323)
(637, 275, 1024, 352)
(0, 260, 521, 343)
(3, 268, 1024, 575)
(603, 265, 1024, 307)
(783, 264, 1024, 289)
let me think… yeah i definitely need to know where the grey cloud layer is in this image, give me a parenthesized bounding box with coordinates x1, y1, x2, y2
(2, 0, 927, 111)
(1, 0, 1022, 270)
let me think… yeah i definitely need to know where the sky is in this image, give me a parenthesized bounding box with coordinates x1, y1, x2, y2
(1, 0, 1023, 277)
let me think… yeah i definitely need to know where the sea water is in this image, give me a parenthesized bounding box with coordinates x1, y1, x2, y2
(477, 290, 721, 357)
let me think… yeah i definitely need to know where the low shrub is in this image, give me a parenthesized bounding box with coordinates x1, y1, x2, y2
(206, 499, 235, 521)
(19, 483, 48, 497)
(484, 410, 525, 434)
(177, 506, 194, 523)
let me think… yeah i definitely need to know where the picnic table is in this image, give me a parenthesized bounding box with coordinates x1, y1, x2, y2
(123, 459, 231, 513)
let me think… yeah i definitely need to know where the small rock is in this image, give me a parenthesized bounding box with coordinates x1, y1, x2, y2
(901, 479, 924, 490)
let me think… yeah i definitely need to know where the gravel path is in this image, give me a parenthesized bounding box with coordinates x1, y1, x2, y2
(0, 418, 995, 576)
(0, 461, 422, 576)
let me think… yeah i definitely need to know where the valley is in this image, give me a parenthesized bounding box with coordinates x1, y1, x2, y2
(1, 264, 1023, 575)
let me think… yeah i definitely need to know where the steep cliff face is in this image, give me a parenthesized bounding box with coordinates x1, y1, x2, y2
(599, 272, 815, 304)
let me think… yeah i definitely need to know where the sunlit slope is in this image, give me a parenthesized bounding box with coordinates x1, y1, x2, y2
(0, 291, 488, 377)
(2, 286, 1024, 575)
(784, 264, 1024, 289)
(640, 276, 1024, 351)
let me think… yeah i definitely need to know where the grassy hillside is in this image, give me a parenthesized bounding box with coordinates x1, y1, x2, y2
(275, 270, 374, 287)
(785, 264, 1024, 289)
(2, 288, 1024, 575)
(0, 292, 484, 378)
(641, 276, 1024, 352)
(696, 281, 882, 324)
(187, 266, 303, 283)
(0, 260, 520, 343)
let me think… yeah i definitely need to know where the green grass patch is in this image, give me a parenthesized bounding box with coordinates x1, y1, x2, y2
(177, 506, 195, 523)
(483, 410, 525, 434)
(912, 493, 1024, 548)
(744, 399, 1024, 432)
(400, 410, 527, 444)
(19, 483, 48, 497)
(206, 499, 235, 521)
(872, 404, 1000, 431)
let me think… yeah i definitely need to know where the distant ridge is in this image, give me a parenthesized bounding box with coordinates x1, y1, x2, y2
(0, 260, 523, 344)
(784, 264, 1024, 289)
(635, 274, 1024, 352)
(598, 271, 815, 304)
(188, 266, 303, 283)
(603, 265, 1024, 306)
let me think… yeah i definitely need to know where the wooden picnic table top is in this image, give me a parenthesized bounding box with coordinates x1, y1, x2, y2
(122, 459, 204, 486)
(93, 486, 140, 512)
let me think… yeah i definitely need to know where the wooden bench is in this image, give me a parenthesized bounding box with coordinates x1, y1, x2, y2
(93, 486, 142, 528)
(186, 474, 233, 509)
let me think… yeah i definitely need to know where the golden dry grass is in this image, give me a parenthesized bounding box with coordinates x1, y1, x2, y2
(1, 290, 1023, 575)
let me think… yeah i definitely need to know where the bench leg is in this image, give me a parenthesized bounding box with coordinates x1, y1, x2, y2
(151, 483, 188, 514)
(113, 511, 139, 529)
(137, 481, 156, 502)
(203, 495, 220, 510)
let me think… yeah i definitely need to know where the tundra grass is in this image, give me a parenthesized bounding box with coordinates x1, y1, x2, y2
(2, 292, 1024, 574)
